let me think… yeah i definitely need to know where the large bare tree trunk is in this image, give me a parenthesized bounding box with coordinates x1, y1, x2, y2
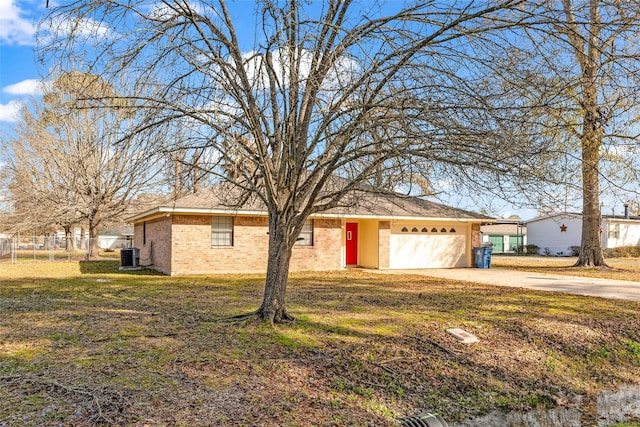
(575, 105, 607, 266)
(88, 211, 101, 259)
(43, 232, 51, 250)
(257, 215, 296, 325)
(64, 225, 75, 251)
(79, 227, 86, 250)
(563, 0, 608, 267)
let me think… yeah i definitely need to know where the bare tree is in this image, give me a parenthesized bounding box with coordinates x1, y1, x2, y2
(2, 104, 81, 240)
(4, 71, 164, 257)
(42, 0, 555, 323)
(552, 0, 640, 266)
(485, 0, 640, 266)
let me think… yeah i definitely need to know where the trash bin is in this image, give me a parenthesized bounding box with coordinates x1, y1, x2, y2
(474, 246, 493, 268)
(481, 247, 493, 268)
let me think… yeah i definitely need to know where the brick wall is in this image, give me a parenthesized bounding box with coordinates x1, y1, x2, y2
(290, 218, 342, 271)
(471, 223, 481, 249)
(168, 214, 343, 275)
(134, 216, 172, 274)
(378, 221, 390, 269)
(170, 214, 225, 275)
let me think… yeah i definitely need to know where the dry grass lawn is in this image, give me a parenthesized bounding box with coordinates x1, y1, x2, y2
(1, 258, 640, 426)
(491, 255, 640, 282)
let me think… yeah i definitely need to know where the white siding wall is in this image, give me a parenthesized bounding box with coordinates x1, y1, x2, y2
(99, 236, 132, 249)
(526, 216, 582, 255)
(603, 220, 640, 248)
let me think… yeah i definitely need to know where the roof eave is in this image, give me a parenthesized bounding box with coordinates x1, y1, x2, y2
(128, 206, 493, 224)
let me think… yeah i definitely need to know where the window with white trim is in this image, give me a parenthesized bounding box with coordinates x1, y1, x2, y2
(211, 216, 233, 246)
(296, 219, 313, 246)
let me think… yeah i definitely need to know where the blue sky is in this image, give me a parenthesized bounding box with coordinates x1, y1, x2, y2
(0, 0, 46, 125)
(0, 0, 540, 220)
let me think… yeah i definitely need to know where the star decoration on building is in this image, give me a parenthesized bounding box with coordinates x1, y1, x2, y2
(560, 224, 567, 232)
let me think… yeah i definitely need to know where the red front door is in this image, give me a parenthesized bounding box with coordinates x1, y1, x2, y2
(346, 222, 358, 265)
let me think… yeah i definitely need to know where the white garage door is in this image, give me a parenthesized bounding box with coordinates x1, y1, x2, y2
(389, 228, 467, 269)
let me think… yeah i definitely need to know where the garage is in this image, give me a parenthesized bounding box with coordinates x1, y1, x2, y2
(389, 222, 469, 269)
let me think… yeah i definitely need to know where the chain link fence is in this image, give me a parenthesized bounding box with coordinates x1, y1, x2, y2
(0, 235, 131, 263)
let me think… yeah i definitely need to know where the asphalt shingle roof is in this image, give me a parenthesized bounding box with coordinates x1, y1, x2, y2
(134, 186, 492, 222)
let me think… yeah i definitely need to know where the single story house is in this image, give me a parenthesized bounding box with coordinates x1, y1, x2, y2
(129, 190, 493, 275)
(524, 212, 640, 255)
(481, 220, 527, 253)
(98, 227, 134, 250)
(127, 188, 493, 275)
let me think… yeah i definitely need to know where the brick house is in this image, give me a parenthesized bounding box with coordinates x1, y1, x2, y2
(127, 189, 493, 275)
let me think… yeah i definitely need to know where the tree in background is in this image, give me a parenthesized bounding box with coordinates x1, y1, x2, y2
(42, 0, 557, 323)
(2, 90, 84, 246)
(552, 0, 640, 266)
(486, 0, 640, 266)
(3, 71, 164, 257)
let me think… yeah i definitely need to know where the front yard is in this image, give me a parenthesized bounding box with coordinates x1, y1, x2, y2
(491, 255, 640, 282)
(1, 260, 640, 426)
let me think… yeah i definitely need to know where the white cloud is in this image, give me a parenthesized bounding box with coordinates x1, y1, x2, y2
(3, 78, 46, 95)
(236, 48, 359, 93)
(40, 15, 111, 44)
(0, 0, 35, 45)
(0, 99, 23, 122)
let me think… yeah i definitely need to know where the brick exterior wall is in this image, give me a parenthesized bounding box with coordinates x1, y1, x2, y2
(148, 214, 343, 275)
(171, 214, 219, 275)
(471, 222, 481, 252)
(378, 221, 390, 269)
(290, 218, 342, 271)
(134, 216, 173, 275)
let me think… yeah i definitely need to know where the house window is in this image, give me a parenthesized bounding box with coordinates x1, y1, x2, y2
(608, 223, 620, 239)
(143, 222, 146, 245)
(296, 219, 313, 246)
(421, 227, 428, 232)
(401, 227, 408, 232)
(431, 227, 438, 232)
(212, 216, 233, 246)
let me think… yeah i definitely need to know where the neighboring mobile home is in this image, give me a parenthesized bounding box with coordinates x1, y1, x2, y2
(525, 212, 640, 255)
(127, 189, 493, 275)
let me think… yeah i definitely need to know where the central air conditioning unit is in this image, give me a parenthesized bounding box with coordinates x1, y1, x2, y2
(120, 247, 140, 268)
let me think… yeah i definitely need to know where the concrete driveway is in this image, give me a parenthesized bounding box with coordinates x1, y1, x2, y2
(376, 268, 640, 302)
